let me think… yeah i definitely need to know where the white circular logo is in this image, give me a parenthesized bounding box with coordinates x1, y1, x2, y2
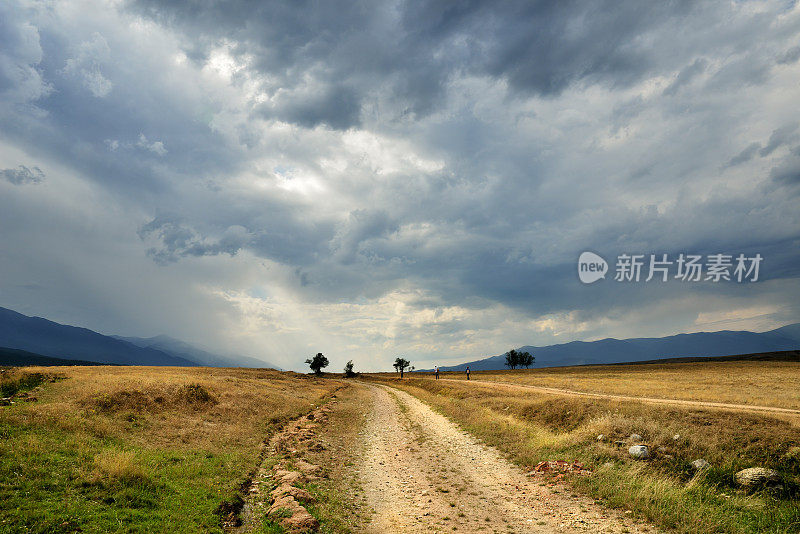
(578, 252, 608, 284)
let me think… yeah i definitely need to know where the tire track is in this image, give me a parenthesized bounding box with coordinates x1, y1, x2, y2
(440, 378, 800, 418)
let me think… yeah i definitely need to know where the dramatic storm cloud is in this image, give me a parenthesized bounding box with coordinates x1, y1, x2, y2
(1, 0, 800, 370)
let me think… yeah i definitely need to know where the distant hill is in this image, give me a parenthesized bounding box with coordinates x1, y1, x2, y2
(0, 307, 197, 366)
(605, 349, 800, 365)
(114, 334, 280, 369)
(432, 323, 800, 371)
(0, 347, 106, 367)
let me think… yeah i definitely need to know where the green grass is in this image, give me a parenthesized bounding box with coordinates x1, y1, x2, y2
(0, 422, 244, 533)
(302, 481, 354, 534)
(0, 366, 341, 533)
(0, 372, 50, 398)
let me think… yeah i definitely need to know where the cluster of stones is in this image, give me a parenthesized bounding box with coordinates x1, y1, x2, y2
(263, 397, 337, 532)
(597, 432, 783, 490)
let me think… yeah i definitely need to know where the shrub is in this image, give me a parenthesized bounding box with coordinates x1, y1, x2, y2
(0, 372, 48, 398)
(179, 383, 215, 405)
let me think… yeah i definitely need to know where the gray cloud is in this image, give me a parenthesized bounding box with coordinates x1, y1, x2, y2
(0, 0, 799, 369)
(1, 165, 44, 185)
(726, 142, 761, 168)
(663, 58, 708, 96)
(128, 0, 704, 129)
(760, 123, 798, 157)
(777, 46, 800, 65)
(138, 216, 252, 265)
(770, 150, 800, 186)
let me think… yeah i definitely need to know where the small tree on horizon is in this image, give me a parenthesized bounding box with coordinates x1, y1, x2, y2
(305, 352, 329, 375)
(519, 351, 535, 369)
(393, 357, 411, 378)
(505, 349, 519, 370)
(344, 360, 357, 378)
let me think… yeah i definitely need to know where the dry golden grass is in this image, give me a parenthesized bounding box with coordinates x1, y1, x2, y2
(435, 361, 800, 409)
(92, 449, 147, 483)
(6, 365, 337, 452)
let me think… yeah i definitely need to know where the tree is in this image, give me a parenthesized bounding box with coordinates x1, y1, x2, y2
(393, 357, 411, 378)
(518, 351, 535, 369)
(504, 349, 519, 370)
(343, 360, 357, 378)
(305, 352, 329, 375)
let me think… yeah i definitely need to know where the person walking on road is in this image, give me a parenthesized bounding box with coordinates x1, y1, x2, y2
(465, 366, 470, 380)
(435, 366, 439, 380)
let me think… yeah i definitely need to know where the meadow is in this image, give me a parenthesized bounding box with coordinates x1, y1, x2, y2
(0, 366, 338, 533)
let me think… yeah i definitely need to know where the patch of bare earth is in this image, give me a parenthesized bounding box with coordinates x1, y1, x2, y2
(354, 383, 659, 533)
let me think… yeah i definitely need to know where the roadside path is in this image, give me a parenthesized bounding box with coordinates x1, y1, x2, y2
(355, 383, 656, 533)
(439, 378, 800, 418)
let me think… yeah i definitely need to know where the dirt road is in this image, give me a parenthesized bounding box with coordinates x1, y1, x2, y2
(354, 384, 655, 533)
(441, 378, 800, 419)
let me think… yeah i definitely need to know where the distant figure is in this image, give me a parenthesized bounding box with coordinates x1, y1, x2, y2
(465, 366, 470, 380)
(435, 366, 439, 380)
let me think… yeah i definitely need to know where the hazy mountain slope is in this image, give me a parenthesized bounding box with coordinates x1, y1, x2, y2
(0, 307, 197, 366)
(434, 323, 800, 371)
(0, 347, 106, 367)
(115, 335, 280, 369)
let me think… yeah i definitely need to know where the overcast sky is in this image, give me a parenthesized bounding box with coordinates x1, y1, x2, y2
(1, 0, 800, 371)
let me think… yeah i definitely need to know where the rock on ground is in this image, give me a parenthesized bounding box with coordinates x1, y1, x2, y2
(735, 467, 780, 488)
(691, 459, 709, 470)
(628, 445, 650, 459)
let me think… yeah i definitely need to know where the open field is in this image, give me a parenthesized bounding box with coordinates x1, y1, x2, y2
(366, 369, 800, 534)
(0, 366, 340, 533)
(430, 360, 800, 410)
(3, 362, 799, 533)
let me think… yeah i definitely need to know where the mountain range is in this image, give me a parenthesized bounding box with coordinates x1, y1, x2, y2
(0, 306, 278, 368)
(433, 323, 800, 371)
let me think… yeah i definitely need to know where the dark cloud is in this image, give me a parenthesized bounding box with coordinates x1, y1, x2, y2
(611, 96, 645, 133)
(260, 84, 362, 130)
(129, 0, 700, 130)
(0, 165, 44, 185)
(760, 123, 798, 157)
(770, 150, 800, 186)
(469, 1, 693, 95)
(724, 124, 799, 169)
(138, 216, 252, 265)
(663, 58, 707, 96)
(777, 46, 800, 65)
(726, 142, 761, 168)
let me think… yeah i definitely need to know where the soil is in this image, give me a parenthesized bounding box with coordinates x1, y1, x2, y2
(349, 383, 657, 533)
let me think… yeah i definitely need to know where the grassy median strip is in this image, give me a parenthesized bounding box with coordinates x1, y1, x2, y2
(374, 376, 800, 534)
